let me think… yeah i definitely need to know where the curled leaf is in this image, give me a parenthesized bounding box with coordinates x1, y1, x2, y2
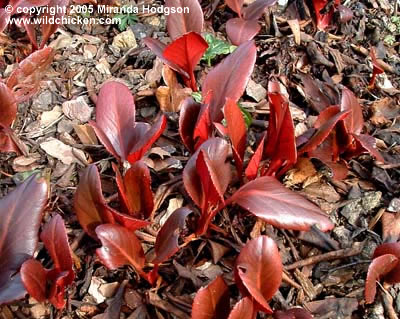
(340, 88, 364, 135)
(192, 276, 230, 319)
(226, 176, 334, 232)
(372, 242, 400, 284)
(20, 259, 47, 303)
(228, 297, 255, 319)
(153, 207, 193, 264)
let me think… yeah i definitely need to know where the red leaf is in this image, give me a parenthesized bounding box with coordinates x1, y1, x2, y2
(226, 176, 334, 231)
(235, 236, 282, 313)
(226, 18, 261, 45)
(90, 81, 166, 163)
(143, 37, 189, 78)
(225, 0, 244, 16)
(165, 0, 204, 40)
(163, 32, 208, 91)
(264, 81, 296, 176)
(126, 115, 167, 164)
(183, 138, 231, 208)
(179, 97, 202, 152)
(96, 224, 146, 273)
(23, 21, 39, 50)
(202, 40, 257, 122)
(193, 104, 212, 150)
(6, 47, 54, 103)
(74, 165, 115, 238)
(312, 0, 335, 30)
(372, 243, 400, 284)
(365, 254, 398, 304)
(224, 98, 246, 177)
(113, 162, 154, 219)
(228, 297, 256, 319)
(0, 11, 10, 33)
(273, 308, 314, 319)
(20, 259, 47, 302)
(352, 134, 384, 163)
(192, 275, 231, 319)
(242, 0, 278, 20)
(0, 174, 48, 304)
(153, 207, 193, 264)
(298, 107, 350, 155)
(245, 133, 266, 180)
(340, 88, 364, 135)
(0, 82, 17, 127)
(369, 47, 384, 88)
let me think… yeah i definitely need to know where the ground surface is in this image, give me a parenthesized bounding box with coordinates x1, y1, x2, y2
(0, 0, 400, 318)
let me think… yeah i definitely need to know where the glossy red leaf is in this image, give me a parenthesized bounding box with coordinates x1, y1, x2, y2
(202, 40, 257, 122)
(369, 47, 384, 88)
(165, 0, 204, 40)
(365, 254, 398, 304)
(340, 88, 364, 135)
(312, 0, 336, 30)
(242, 0, 278, 20)
(183, 137, 231, 211)
(126, 115, 167, 164)
(264, 81, 297, 176)
(235, 236, 282, 313)
(225, 0, 244, 16)
(273, 308, 314, 319)
(74, 165, 115, 238)
(352, 134, 384, 162)
(192, 276, 230, 319)
(0, 174, 48, 304)
(0, 82, 17, 127)
(179, 97, 202, 152)
(298, 107, 350, 155)
(245, 133, 266, 180)
(96, 224, 145, 273)
(372, 242, 400, 284)
(193, 104, 212, 150)
(6, 47, 54, 103)
(114, 162, 154, 219)
(153, 207, 193, 264)
(226, 176, 334, 231)
(20, 259, 47, 303)
(228, 297, 255, 319)
(90, 81, 166, 163)
(163, 32, 208, 91)
(143, 37, 189, 78)
(224, 98, 246, 177)
(226, 18, 261, 45)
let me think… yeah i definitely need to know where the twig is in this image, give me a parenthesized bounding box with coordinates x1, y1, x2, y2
(285, 243, 363, 270)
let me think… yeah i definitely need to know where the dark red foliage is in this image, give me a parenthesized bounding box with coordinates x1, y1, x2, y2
(165, 0, 204, 40)
(226, 176, 334, 232)
(235, 236, 282, 313)
(153, 207, 193, 264)
(0, 82, 19, 154)
(202, 40, 256, 123)
(113, 162, 154, 219)
(21, 214, 75, 309)
(0, 174, 48, 304)
(311, 0, 350, 30)
(90, 81, 166, 164)
(372, 242, 400, 284)
(74, 164, 149, 239)
(192, 276, 231, 319)
(6, 47, 54, 103)
(225, 0, 277, 45)
(163, 32, 208, 91)
(183, 137, 231, 235)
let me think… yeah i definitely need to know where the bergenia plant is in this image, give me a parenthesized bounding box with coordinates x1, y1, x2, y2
(89, 81, 167, 164)
(144, 0, 207, 91)
(225, 0, 278, 45)
(191, 236, 314, 319)
(298, 87, 384, 180)
(0, 174, 48, 304)
(21, 214, 75, 309)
